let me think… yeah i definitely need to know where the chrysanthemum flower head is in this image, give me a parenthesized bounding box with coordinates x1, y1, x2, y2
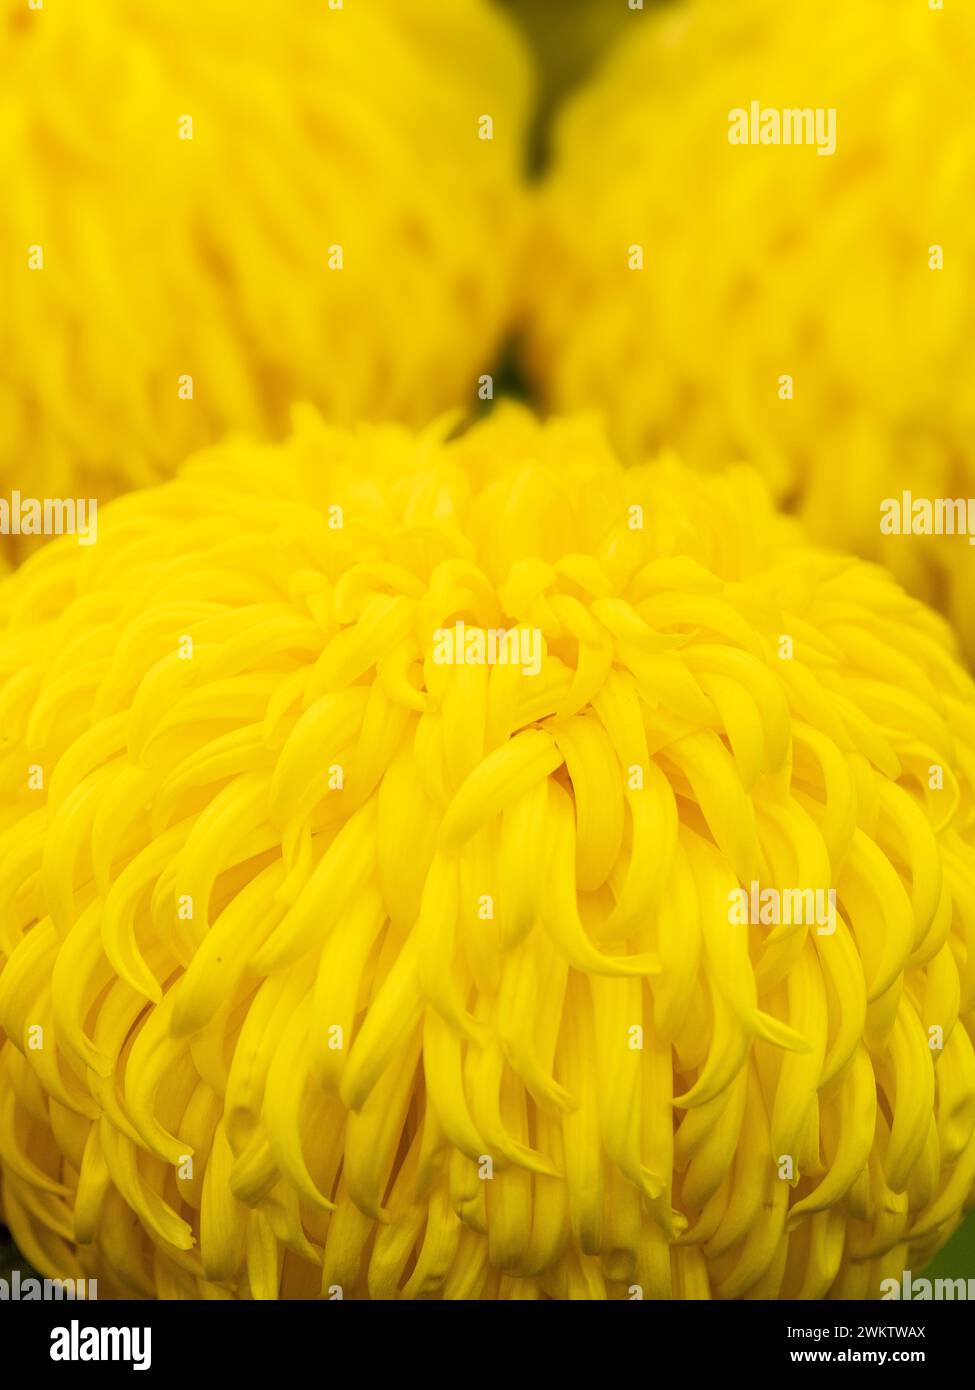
(1, 407, 974, 1299)
(521, 0, 975, 651)
(0, 0, 529, 556)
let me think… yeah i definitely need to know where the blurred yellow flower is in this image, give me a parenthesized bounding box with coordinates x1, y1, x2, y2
(0, 0, 530, 557)
(1, 407, 973, 1299)
(522, 0, 975, 652)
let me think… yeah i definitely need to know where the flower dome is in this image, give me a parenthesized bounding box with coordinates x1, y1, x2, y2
(0, 0, 530, 558)
(0, 407, 973, 1298)
(521, 0, 975, 652)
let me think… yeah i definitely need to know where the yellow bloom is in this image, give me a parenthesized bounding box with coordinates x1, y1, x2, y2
(0, 0, 529, 557)
(1, 407, 974, 1300)
(521, 0, 975, 652)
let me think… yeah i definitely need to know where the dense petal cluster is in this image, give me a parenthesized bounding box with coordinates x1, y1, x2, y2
(1, 409, 974, 1299)
(521, 0, 975, 651)
(0, 0, 529, 556)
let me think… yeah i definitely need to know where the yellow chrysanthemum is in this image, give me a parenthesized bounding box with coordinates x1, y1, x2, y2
(521, 0, 975, 651)
(1, 407, 974, 1300)
(0, 0, 529, 556)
